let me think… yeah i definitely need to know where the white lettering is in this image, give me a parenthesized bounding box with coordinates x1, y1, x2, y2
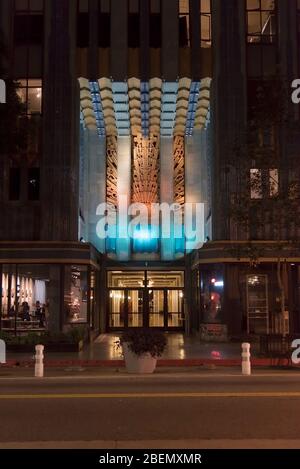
(291, 79, 300, 104)
(291, 339, 300, 364)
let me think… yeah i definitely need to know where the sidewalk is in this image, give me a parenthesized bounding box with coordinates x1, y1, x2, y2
(5, 333, 255, 361)
(3, 333, 296, 369)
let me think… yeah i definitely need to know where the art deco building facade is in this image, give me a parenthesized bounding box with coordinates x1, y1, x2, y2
(0, 0, 300, 340)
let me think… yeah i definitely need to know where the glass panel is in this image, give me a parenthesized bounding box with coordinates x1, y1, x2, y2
(64, 265, 88, 323)
(167, 290, 184, 328)
(247, 0, 260, 10)
(201, 0, 211, 14)
(1, 265, 16, 331)
(90, 270, 96, 328)
(9, 168, 21, 201)
(201, 270, 224, 324)
(27, 85, 42, 113)
(128, 290, 143, 327)
(147, 271, 184, 288)
(200, 0, 211, 47)
(247, 274, 269, 334)
(108, 271, 145, 288)
(28, 167, 40, 200)
(1, 265, 61, 332)
(201, 14, 211, 43)
(109, 290, 125, 327)
(250, 168, 263, 199)
(149, 290, 164, 327)
(17, 79, 42, 114)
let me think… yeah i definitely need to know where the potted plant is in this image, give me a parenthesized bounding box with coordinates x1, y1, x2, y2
(117, 329, 167, 374)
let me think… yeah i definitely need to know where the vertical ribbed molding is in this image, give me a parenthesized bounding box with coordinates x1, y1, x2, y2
(41, 0, 79, 241)
(128, 78, 142, 135)
(211, 0, 247, 240)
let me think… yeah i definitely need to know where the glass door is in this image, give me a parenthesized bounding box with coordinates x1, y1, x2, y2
(108, 289, 144, 328)
(108, 290, 125, 328)
(148, 290, 165, 327)
(127, 289, 144, 328)
(167, 289, 184, 328)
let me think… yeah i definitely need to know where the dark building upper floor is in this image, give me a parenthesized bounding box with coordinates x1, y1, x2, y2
(0, 1, 299, 82)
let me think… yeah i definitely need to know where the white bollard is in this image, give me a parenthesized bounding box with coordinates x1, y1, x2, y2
(241, 342, 251, 376)
(35, 344, 44, 378)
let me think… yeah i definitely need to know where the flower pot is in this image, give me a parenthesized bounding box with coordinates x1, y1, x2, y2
(123, 343, 157, 374)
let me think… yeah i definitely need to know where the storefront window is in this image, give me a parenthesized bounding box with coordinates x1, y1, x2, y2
(200, 270, 224, 324)
(64, 265, 88, 324)
(1, 264, 61, 333)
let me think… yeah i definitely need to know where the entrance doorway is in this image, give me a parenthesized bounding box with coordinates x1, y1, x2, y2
(107, 271, 185, 331)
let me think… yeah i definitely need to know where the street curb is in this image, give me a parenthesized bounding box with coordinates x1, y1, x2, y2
(1, 358, 299, 368)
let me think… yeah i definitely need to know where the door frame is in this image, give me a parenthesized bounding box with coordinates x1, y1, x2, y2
(107, 286, 184, 331)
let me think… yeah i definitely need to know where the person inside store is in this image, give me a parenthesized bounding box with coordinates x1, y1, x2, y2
(8, 305, 16, 317)
(20, 302, 30, 321)
(35, 301, 45, 328)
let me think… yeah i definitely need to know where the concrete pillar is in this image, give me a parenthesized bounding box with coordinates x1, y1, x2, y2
(88, 0, 99, 80)
(111, 0, 128, 80)
(140, 0, 150, 81)
(211, 0, 247, 240)
(190, 0, 201, 80)
(278, 0, 299, 206)
(47, 266, 61, 334)
(161, 0, 179, 81)
(0, 1, 13, 66)
(41, 0, 80, 241)
(160, 137, 175, 260)
(87, 132, 106, 253)
(185, 130, 206, 251)
(116, 137, 131, 261)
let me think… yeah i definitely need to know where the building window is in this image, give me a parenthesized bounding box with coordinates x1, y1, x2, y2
(200, 0, 212, 48)
(246, 1, 277, 77)
(9, 168, 21, 201)
(246, 0, 276, 43)
(128, 14, 140, 48)
(77, 0, 89, 48)
(28, 167, 40, 201)
(250, 168, 263, 199)
(269, 168, 279, 197)
(13, 0, 44, 77)
(250, 168, 278, 199)
(17, 79, 42, 115)
(179, 0, 190, 47)
(99, 0, 111, 47)
(14, 0, 44, 45)
(150, 0, 161, 48)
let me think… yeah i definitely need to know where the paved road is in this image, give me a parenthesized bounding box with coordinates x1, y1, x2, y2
(1, 372, 300, 448)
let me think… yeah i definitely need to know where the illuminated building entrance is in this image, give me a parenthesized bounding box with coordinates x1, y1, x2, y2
(107, 271, 185, 330)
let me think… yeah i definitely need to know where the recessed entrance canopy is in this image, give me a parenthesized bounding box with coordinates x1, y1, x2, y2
(79, 77, 211, 138)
